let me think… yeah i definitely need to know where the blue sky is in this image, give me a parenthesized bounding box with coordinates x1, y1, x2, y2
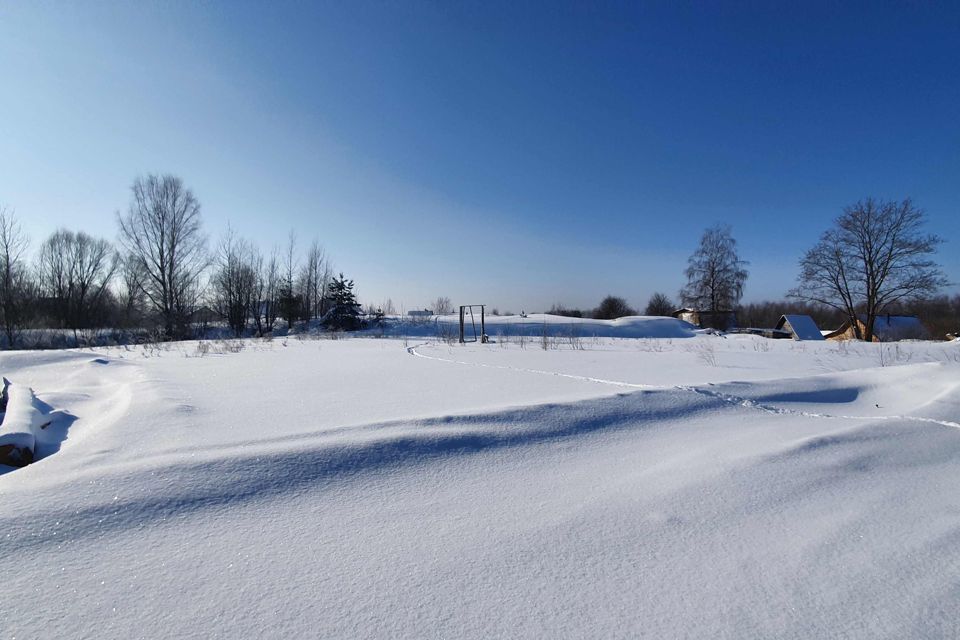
(1, 1, 958, 312)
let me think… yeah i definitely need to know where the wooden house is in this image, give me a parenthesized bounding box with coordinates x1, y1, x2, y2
(824, 315, 925, 342)
(187, 306, 217, 325)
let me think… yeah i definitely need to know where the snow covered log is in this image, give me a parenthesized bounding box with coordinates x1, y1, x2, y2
(0, 383, 48, 467)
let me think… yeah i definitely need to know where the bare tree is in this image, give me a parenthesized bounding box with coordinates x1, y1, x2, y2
(300, 238, 328, 320)
(680, 224, 748, 329)
(250, 248, 266, 336)
(0, 207, 34, 348)
(37, 230, 70, 327)
(278, 230, 302, 329)
(116, 254, 148, 328)
(790, 198, 947, 341)
(594, 295, 635, 320)
(547, 303, 584, 318)
(251, 246, 281, 337)
(117, 174, 208, 338)
(211, 227, 258, 337)
(433, 296, 453, 315)
(37, 229, 117, 341)
(318, 260, 333, 317)
(644, 292, 675, 316)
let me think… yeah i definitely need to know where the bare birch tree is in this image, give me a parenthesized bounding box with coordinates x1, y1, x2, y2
(37, 229, 117, 341)
(0, 207, 33, 348)
(300, 238, 328, 320)
(318, 259, 332, 317)
(433, 296, 453, 315)
(680, 224, 748, 329)
(278, 230, 301, 328)
(212, 227, 258, 337)
(117, 174, 208, 338)
(116, 254, 148, 328)
(252, 246, 280, 336)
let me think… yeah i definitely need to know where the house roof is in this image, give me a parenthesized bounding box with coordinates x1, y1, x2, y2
(824, 315, 925, 341)
(863, 315, 923, 340)
(775, 315, 825, 341)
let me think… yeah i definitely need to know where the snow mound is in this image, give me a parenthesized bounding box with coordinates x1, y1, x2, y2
(388, 313, 698, 339)
(693, 362, 960, 428)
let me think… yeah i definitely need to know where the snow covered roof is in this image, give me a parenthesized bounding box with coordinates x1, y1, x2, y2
(775, 315, 825, 341)
(824, 315, 927, 341)
(861, 315, 924, 340)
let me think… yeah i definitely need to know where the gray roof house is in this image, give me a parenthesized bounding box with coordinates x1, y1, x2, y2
(870, 315, 926, 341)
(774, 315, 825, 341)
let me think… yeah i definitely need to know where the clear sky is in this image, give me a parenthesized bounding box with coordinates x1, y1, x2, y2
(2, 1, 958, 313)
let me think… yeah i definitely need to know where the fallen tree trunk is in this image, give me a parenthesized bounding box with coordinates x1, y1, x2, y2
(0, 382, 48, 467)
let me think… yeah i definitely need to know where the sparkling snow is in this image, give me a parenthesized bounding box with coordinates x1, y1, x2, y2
(2, 332, 960, 638)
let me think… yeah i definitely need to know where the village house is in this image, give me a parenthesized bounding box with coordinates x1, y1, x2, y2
(671, 308, 738, 330)
(824, 315, 926, 342)
(774, 315, 825, 341)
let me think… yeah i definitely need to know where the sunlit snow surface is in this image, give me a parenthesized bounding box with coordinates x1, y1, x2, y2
(2, 332, 960, 638)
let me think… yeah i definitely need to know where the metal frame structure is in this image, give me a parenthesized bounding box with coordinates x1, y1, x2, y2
(459, 305, 487, 344)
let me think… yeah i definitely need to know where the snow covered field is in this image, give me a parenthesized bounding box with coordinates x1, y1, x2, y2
(3, 330, 960, 638)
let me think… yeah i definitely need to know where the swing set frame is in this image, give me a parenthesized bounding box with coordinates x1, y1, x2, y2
(459, 305, 487, 344)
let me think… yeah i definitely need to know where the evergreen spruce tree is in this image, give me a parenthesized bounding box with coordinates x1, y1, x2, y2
(324, 273, 362, 331)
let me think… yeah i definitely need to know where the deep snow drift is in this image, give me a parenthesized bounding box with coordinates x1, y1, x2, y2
(385, 313, 699, 339)
(2, 334, 960, 638)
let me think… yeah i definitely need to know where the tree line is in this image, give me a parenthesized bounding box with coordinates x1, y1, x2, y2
(1, 188, 954, 348)
(0, 174, 363, 348)
(548, 198, 954, 340)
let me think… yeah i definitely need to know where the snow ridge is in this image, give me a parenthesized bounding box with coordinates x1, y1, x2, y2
(410, 343, 960, 429)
